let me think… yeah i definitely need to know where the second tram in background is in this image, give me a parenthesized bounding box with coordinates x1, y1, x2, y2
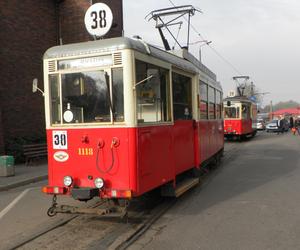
(223, 95, 257, 140)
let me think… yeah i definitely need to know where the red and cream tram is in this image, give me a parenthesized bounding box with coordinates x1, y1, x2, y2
(223, 96, 257, 140)
(41, 37, 223, 210)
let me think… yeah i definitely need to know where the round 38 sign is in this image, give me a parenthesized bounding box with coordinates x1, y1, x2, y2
(84, 3, 113, 37)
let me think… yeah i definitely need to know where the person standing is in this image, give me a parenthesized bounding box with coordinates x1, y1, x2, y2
(295, 118, 300, 135)
(277, 117, 284, 134)
(290, 116, 294, 129)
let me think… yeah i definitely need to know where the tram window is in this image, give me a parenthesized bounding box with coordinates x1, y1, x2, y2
(49, 74, 61, 124)
(61, 71, 111, 123)
(208, 87, 216, 119)
(242, 104, 251, 119)
(199, 81, 208, 101)
(135, 60, 171, 123)
(216, 91, 222, 119)
(200, 101, 208, 119)
(199, 81, 208, 120)
(224, 107, 240, 119)
(172, 73, 192, 120)
(112, 68, 124, 122)
(209, 103, 215, 119)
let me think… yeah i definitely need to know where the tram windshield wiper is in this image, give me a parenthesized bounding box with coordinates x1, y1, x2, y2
(134, 75, 154, 89)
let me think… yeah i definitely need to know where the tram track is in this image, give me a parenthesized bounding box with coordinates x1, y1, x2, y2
(8, 200, 106, 250)
(12, 142, 242, 250)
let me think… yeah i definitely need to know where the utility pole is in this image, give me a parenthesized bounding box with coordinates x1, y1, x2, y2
(270, 100, 273, 120)
(250, 82, 254, 96)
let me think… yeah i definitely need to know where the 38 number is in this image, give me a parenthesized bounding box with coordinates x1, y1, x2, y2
(91, 10, 107, 29)
(84, 3, 113, 37)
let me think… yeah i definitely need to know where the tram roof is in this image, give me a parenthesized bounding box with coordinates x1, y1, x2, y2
(44, 37, 220, 90)
(223, 96, 255, 103)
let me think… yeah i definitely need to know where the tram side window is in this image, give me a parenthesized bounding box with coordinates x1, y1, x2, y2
(112, 68, 124, 122)
(135, 60, 171, 123)
(199, 81, 208, 120)
(172, 73, 192, 120)
(49, 74, 61, 124)
(208, 86, 216, 119)
(216, 91, 222, 119)
(242, 104, 251, 119)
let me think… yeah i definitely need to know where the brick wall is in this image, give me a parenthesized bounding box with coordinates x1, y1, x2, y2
(0, 0, 58, 154)
(0, 109, 4, 153)
(59, 0, 123, 44)
(0, 0, 123, 155)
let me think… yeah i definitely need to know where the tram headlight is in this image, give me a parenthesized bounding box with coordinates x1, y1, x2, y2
(63, 176, 73, 187)
(94, 178, 104, 189)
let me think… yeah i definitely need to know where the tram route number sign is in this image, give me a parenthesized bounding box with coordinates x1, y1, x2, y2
(53, 131, 68, 150)
(84, 3, 113, 37)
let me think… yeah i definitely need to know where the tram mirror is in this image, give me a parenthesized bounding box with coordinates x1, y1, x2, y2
(32, 78, 44, 96)
(32, 78, 38, 93)
(227, 101, 231, 107)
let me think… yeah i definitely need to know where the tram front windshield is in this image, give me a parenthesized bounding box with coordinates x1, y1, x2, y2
(224, 107, 240, 119)
(49, 68, 124, 124)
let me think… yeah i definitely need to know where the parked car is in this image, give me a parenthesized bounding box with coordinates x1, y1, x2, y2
(266, 119, 289, 133)
(256, 119, 266, 130)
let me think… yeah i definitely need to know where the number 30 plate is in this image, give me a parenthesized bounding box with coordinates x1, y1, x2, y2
(53, 131, 68, 150)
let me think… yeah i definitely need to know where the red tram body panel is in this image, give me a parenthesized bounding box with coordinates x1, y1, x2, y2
(46, 119, 223, 198)
(42, 37, 224, 202)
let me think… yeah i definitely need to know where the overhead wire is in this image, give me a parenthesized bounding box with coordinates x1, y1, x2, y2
(167, 0, 244, 76)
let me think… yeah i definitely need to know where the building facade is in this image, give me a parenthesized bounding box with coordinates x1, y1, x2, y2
(0, 0, 123, 155)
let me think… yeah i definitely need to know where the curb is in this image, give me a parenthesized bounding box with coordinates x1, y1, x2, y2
(0, 175, 48, 192)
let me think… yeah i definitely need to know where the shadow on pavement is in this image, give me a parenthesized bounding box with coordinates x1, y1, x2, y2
(169, 132, 299, 216)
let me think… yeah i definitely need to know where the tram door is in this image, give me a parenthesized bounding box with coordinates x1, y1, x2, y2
(241, 103, 252, 134)
(172, 73, 195, 174)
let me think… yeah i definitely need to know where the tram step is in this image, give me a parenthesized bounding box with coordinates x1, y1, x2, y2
(161, 178, 199, 198)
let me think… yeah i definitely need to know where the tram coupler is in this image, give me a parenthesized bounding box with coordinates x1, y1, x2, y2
(47, 202, 128, 218)
(47, 195, 58, 217)
(49, 205, 127, 218)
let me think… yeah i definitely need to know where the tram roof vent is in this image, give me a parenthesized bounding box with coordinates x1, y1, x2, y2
(48, 61, 56, 73)
(113, 52, 122, 65)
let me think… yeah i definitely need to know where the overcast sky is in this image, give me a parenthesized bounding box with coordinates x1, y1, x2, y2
(123, 0, 300, 106)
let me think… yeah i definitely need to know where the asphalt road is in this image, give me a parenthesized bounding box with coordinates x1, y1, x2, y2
(0, 180, 98, 250)
(130, 131, 300, 250)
